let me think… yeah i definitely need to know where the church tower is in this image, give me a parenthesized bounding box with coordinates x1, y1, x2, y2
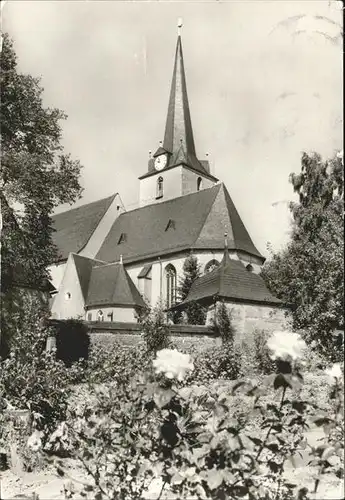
(139, 22, 218, 207)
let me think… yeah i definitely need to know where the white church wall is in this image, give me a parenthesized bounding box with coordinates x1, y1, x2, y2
(139, 167, 184, 207)
(86, 306, 138, 323)
(124, 249, 265, 312)
(80, 194, 125, 259)
(48, 262, 66, 291)
(181, 169, 214, 196)
(51, 255, 85, 320)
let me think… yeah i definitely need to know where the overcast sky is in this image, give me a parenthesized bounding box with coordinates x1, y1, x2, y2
(3, 0, 343, 257)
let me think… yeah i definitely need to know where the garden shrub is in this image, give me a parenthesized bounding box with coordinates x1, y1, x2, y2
(184, 344, 242, 385)
(0, 298, 72, 469)
(140, 299, 171, 353)
(44, 332, 344, 500)
(210, 301, 235, 345)
(253, 329, 276, 374)
(54, 318, 90, 367)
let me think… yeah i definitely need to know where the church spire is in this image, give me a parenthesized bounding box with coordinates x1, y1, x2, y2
(163, 21, 196, 158)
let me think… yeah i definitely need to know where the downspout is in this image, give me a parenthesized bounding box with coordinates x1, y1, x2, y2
(158, 257, 162, 301)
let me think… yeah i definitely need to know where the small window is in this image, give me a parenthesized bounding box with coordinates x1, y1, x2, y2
(87, 312, 92, 321)
(156, 176, 164, 199)
(65, 292, 71, 300)
(118, 233, 127, 244)
(246, 264, 254, 272)
(165, 264, 177, 308)
(97, 310, 104, 322)
(197, 177, 203, 191)
(165, 219, 176, 231)
(205, 260, 220, 274)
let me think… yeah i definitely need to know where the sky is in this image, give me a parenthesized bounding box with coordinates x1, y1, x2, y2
(3, 0, 343, 258)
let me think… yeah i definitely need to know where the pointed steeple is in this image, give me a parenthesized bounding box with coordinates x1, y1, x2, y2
(163, 28, 197, 161)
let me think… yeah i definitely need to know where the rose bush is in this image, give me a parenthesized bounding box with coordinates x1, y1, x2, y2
(41, 330, 343, 500)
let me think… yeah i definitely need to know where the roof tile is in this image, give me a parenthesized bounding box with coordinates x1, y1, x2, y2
(52, 195, 116, 262)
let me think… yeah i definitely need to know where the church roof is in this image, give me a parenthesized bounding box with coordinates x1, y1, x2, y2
(175, 249, 281, 307)
(140, 34, 216, 181)
(71, 254, 106, 301)
(96, 183, 264, 264)
(52, 194, 116, 262)
(85, 261, 147, 309)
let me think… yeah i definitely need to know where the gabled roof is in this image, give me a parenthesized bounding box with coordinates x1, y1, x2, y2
(96, 183, 264, 264)
(52, 194, 116, 262)
(71, 254, 106, 301)
(85, 262, 147, 309)
(175, 250, 281, 307)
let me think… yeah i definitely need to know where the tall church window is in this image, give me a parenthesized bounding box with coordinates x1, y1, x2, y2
(205, 259, 220, 274)
(197, 177, 203, 191)
(156, 177, 164, 198)
(165, 264, 177, 308)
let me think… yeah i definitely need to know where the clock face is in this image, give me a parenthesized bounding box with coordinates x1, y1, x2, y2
(155, 154, 167, 171)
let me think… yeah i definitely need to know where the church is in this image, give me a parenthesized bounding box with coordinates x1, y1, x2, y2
(49, 27, 286, 333)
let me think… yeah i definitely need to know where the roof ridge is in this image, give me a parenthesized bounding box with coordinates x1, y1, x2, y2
(71, 253, 107, 265)
(120, 183, 220, 216)
(52, 193, 117, 220)
(191, 182, 223, 247)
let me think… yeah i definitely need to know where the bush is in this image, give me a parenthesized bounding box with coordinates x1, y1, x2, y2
(84, 341, 151, 385)
(47, 339, 344, 500)
(210, 301, 236, 345)
(253, 329, 276, 374)
(140, 300, 171, 353)
(0, 296, 71, 469)
(181, 344, 242, 385)
(54, 318, 90, 367)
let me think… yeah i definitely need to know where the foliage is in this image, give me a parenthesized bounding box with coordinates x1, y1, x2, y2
(0, 295, 71, 469)
(44, 336, 343, 500)
(0, 33, 83, 354)
(262, 151, 344, 359)
(211, 301, 236, 346)
(184, 344, 242, 384)
(140, 299, 171, 354)
(54, 318, 90, 367)
(253, 329, 276, 374)
(174, 255, 207, 325)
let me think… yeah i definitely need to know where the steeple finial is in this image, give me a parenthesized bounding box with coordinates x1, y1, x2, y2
(162, 26, 196, 158)
(177, 18, 183, 36)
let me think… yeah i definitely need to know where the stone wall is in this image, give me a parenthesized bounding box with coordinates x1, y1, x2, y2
(88, 322, 220, 352)
(207, 301, 290, 346)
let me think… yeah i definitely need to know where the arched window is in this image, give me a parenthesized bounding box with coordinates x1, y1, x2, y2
(246, 264, 254, 272)
(197, 177, 203, 191)
(204, 259, 220, 274)
(156, 176, 164, 198)
(97, 310, 104, 322)
(165, 264, 177, 308)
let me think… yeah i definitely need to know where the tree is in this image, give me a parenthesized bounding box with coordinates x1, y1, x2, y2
(262, 151, 344, 357)
(175, 254, 207, 325)
(211, 301, 235, 346)
(0, 34, 83, 355)
(140, 299, 171, 354)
